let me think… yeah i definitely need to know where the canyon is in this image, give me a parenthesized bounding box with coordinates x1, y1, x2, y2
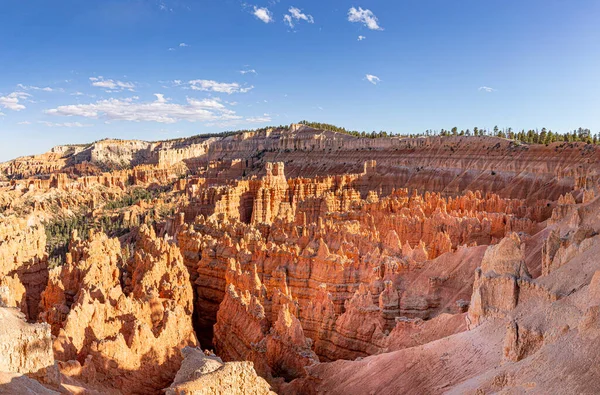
(1, 124, 600, 394)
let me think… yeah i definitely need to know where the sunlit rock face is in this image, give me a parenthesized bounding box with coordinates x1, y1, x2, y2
(0, 216, 48, 320)
(1, 126, 599, 393)
(38, 226, 197, 394)
(165, 347, 276, 395)
(178, 160, 546, 370)
(0, 307, 54, 375)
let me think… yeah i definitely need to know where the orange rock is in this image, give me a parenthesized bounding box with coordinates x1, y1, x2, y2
(39, 226, 197, 394)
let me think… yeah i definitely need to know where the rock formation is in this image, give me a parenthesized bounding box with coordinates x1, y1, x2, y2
(285, 170, 600, 395)
(38, 226, 197, 394)
(0, 215, 48, 319)
(166, 347, 275, 395)
(0, 307, 54, 375)
(1, 125, 599, 393)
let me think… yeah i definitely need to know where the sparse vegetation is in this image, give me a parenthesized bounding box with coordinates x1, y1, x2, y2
(299, 121, 599, 145)
(44, 186, 177, 266)
(104, 187, 160, 210)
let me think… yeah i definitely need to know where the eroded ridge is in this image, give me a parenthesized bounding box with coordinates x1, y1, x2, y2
(1, 126, 599, 394)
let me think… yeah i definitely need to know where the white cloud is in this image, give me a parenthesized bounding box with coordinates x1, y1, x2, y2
(0, 92, 30, 111)
(168, 47, 176, 51)
(284, 6, 314, 28)
(188, 79, 253, 94)
(253, 6, 273, 23)
(17, 84, 54, 92)
(89, 76, 135, 91)
(158, 2, 172, 12)
(478, 86, 496, 92)
(179, 43, 189, 47)
(46, 95, 246, 124)
(240, 69, 257, 75)
(39, 121, 92, 128)
(289, 7, 313, 23)
(154, 93, 167, 103)
(283, 15, 293, 28)
(348, 7, 382, 30)
(365, 74, 381, 85)
(358, 35, 366, 41)
(246, 114, 272, 123)
(18, 121, 32, 125)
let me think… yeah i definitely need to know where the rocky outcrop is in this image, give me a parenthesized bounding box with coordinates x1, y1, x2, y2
(0, 371, 59, 395)
(165, 347, 275, 395)
(2, 126, 598, 393)
(542, 226, 598, 276)
(4, 125, 597, 201)
(38, 226, 197, 394)
(502, 320, 544, 362)
(284, 191, 600, 395)
(0, 216, 48, 319)
(467, 233, 534, 327)
(0, 307, 54, 375)
(213, 260, 319, 382)
(177, 162, 536, 367)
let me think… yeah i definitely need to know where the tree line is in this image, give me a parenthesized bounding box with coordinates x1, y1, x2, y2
(298, 121, 598, 145)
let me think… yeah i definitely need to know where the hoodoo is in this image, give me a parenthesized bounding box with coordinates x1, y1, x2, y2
(1, 125, 600, 393)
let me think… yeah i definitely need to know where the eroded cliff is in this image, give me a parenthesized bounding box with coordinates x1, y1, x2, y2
(0, 125, 599, 394)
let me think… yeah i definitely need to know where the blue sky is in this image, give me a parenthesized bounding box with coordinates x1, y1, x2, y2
(1, 0, 599, 161)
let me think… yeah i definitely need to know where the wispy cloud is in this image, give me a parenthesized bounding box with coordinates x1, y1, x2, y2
(46, 94, 248, 124)
(284, 6, 314, 28)
(17, 84, 56, 92)
(38, 121, 92, 128)
(0, 92, 30, 111)
(246, 113, 272, 123)
(365, 74, 381, 85)
(89, 76, 135, 92)
(348, 7, 383, 30)
(358, 35, 366, 41)
(158, 1, 172, 12)
(18, 121, 32, 125)
(478, 86, 496, 92)
(168, 43, 189, 51)
(253, 6, 273, 23)
(240, 69, 257, 75)
(188, 79, 253, 94)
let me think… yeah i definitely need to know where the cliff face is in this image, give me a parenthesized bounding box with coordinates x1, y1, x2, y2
(38, 226, 197, 394)
(175, 161, 546, 370)
(3, 126, 598, 201)
(286, 190, 600, 395)
(1, 125, 599, 394)
(0, 216, 48, 319)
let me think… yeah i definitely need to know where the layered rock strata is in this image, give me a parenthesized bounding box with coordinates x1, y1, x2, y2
(286, 190, 600, 395)
(38, 225, 198, 394)
(0, 126, 598, 393)
(0, 216, 48, 319)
